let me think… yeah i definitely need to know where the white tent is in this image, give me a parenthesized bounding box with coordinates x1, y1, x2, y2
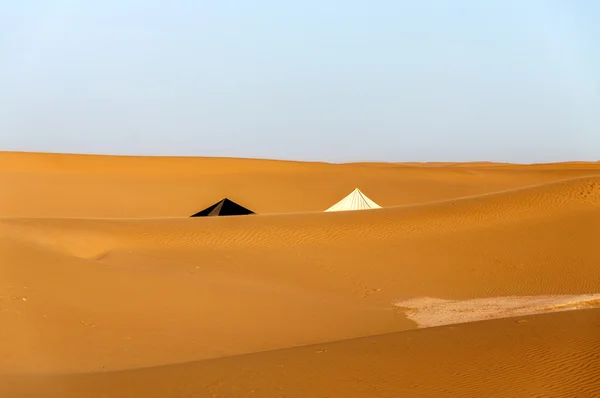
(325, 188, 382, 212)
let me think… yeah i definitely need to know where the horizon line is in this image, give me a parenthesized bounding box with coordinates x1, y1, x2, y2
(0, 150, 598, 166)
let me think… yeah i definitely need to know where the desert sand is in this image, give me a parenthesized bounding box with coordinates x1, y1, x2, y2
(1, 151, 599, 397)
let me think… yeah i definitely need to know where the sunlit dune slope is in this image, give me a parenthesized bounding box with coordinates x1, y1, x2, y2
(2, 151, 600, 217)
(1, 308, 599, 398)
(1, 175, 599, 373)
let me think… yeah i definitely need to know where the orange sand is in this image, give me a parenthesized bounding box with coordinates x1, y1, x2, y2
(1, 151, 600, 396)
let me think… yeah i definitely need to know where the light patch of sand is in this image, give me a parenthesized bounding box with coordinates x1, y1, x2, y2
(395, 294, 600, 327)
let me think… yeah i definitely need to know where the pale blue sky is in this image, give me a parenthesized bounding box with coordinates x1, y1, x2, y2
(0, 1, 598, 162)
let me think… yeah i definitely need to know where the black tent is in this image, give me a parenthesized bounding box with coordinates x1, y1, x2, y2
(190, 198, 255, 217)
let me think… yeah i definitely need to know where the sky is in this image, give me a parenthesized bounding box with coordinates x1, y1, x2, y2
(0, 1, 598, 163)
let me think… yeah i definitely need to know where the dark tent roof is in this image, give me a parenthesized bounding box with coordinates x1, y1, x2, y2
(190, 198, 255, 217)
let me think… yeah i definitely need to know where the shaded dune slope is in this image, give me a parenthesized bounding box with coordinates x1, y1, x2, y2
(1, 309, 599, 398)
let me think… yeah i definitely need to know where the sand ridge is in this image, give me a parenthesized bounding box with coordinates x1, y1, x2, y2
(2, 151, 600, 217)
(1, 309, 599, 397)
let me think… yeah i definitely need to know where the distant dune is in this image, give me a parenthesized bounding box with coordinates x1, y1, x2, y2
(2, 151, 600, 218)
(1, 151, 599, 397)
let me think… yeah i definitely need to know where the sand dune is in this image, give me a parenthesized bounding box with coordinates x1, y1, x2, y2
(2, 151, 600, 217)
(1, 309, 599, 397)
(1, 152, 600, 396)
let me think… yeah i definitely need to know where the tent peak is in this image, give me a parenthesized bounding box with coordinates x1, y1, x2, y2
(325, 188, 381, 212)
(191, 198, 254, 217)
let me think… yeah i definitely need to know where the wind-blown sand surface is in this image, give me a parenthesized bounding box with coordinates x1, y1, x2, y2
(1, 151, 600, 396)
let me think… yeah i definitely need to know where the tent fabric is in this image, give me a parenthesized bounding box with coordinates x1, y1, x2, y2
(191, 198, 255, 217)
(325, 188, 381, 212)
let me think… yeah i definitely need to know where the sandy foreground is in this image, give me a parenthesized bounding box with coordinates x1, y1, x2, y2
(1, 151, 600, 397)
